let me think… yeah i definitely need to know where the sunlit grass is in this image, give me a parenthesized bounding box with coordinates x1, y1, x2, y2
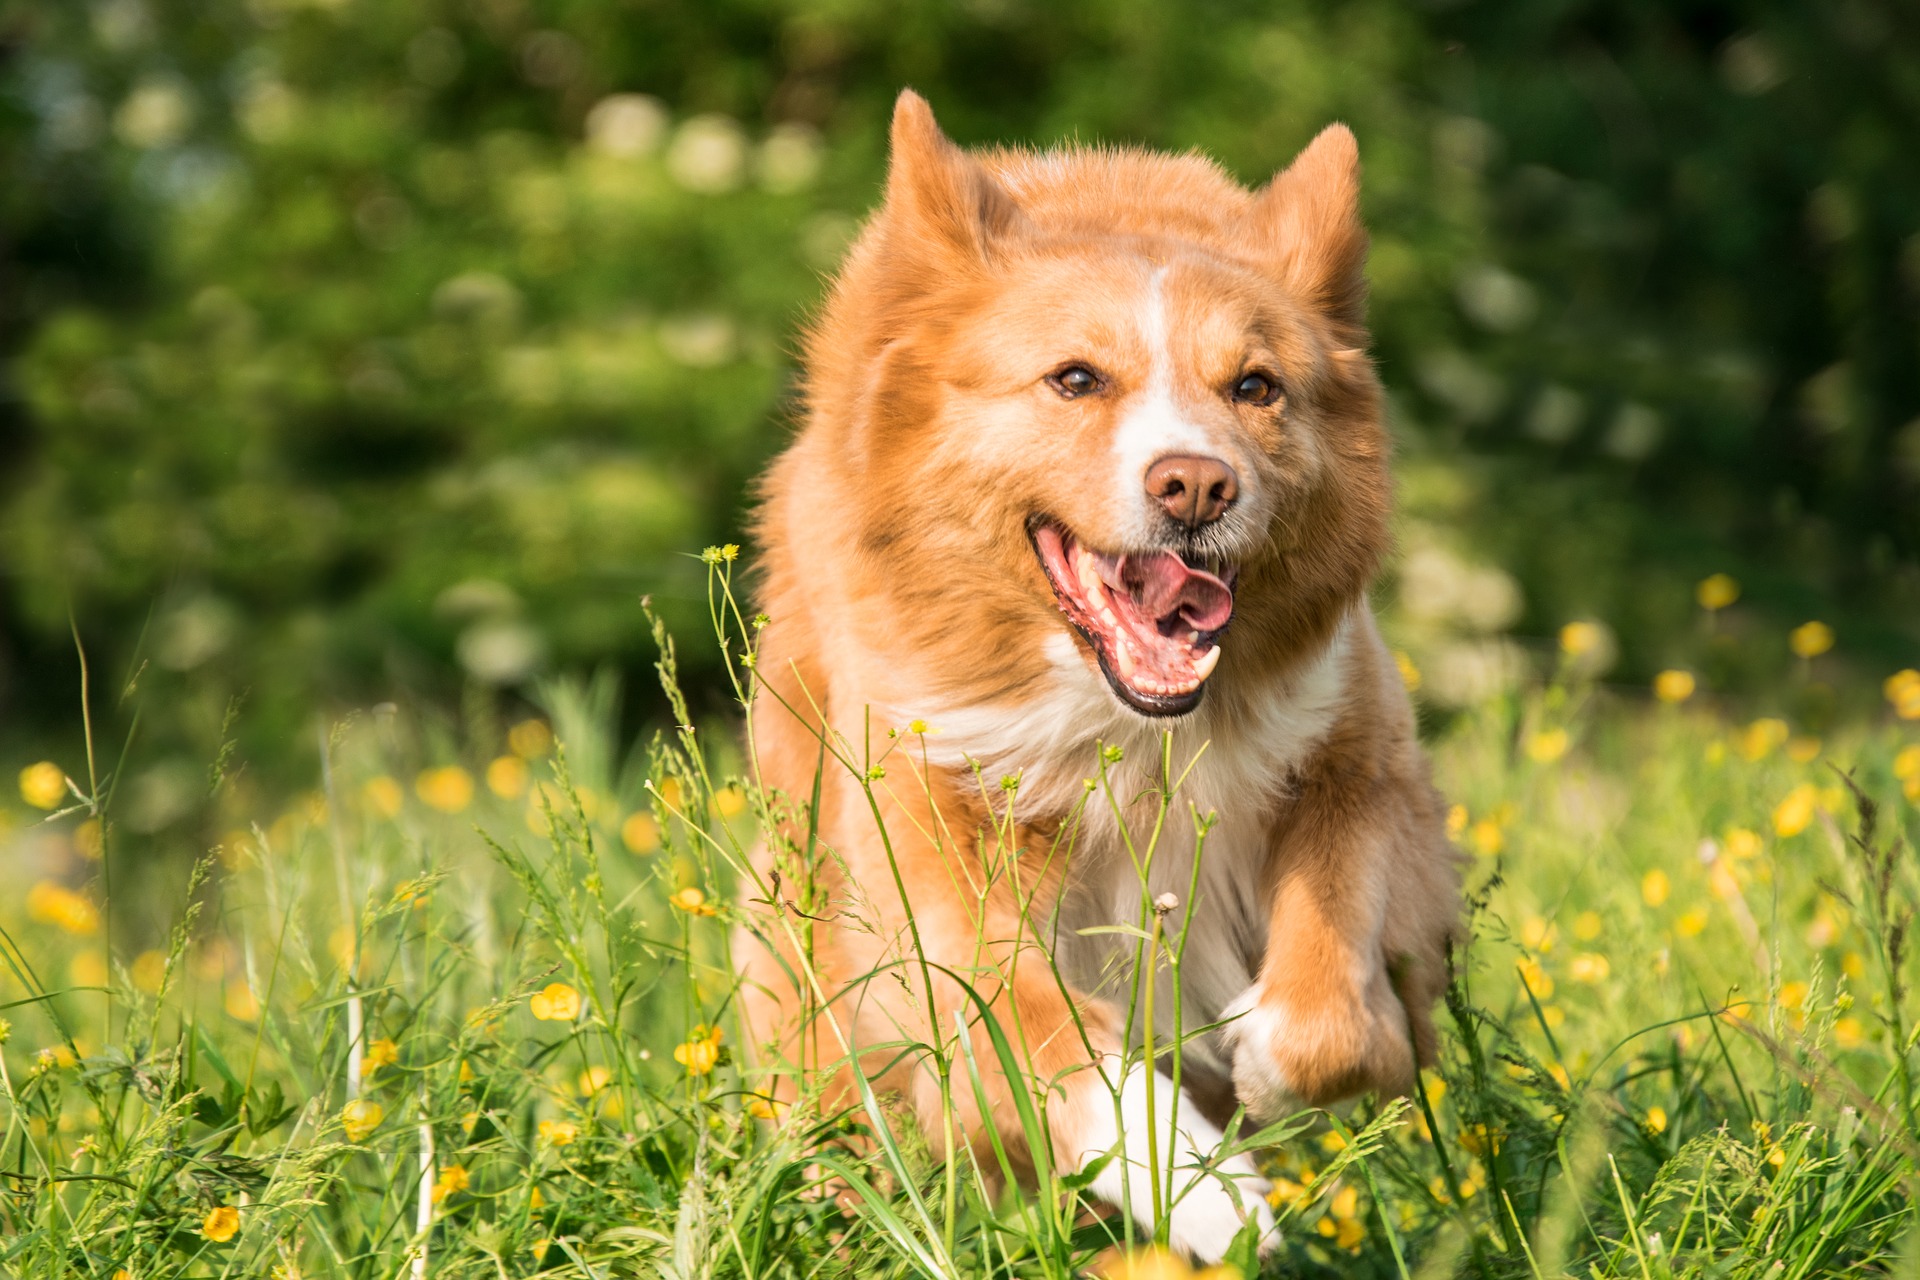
(1, 557, 1917, 1277)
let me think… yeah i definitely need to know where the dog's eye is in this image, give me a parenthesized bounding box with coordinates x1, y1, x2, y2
(1232, 372, 1281, 405)
(1046, 365, 1102, 399)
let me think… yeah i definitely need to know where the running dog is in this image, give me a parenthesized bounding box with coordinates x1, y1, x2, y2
(739, 90, 1460, 1261)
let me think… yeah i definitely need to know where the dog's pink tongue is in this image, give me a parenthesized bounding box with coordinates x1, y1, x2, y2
(1118, 552, 1234, 632)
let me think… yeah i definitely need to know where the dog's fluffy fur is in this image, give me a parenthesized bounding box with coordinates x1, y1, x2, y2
(737, 91, 1460, 1260)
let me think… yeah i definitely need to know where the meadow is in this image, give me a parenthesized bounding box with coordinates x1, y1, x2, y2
(3, 554, 1919, 1279)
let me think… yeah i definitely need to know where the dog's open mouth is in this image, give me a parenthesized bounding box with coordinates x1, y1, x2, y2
(1031, 519, 1236, 716)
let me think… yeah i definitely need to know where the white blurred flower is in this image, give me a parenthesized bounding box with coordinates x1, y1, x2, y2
(586, 94, 668, 159)
(658, 314, 736, 367)
(115, 77, 194, 149)
(759, 122, 822, 193)
(666, 115, 746, 193)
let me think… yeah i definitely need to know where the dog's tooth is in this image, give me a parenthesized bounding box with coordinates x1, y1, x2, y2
(1187, 630, 1200, 644)
(1113, 637, 1137, 679)
(1192, 646, 1222, 681)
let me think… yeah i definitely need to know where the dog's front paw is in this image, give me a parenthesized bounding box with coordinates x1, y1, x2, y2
(1223, 980, 1415, 1120)
(1074, 1059, 1278, 1263)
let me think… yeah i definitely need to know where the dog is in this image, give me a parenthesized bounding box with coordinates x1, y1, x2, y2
(737, 90, 1460, 1262)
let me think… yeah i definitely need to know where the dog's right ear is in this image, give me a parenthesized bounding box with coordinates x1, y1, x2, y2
(884, 90, 1022, 268)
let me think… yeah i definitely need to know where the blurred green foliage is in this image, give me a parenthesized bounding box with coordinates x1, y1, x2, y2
(1, 0, 1917, 781)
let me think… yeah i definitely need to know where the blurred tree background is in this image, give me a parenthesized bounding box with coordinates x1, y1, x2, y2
(1, 0, 1917, 802)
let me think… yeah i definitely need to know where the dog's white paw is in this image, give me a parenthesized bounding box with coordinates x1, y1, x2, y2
(1075, 1059, 1278, 1263)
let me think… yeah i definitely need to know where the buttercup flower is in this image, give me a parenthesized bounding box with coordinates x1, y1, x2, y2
(1645, 1106, 1668, 1134)
(1773, 784, 1819, 837)
(621, 812, 660, 853)
(18, 762, 69, 810)
(1696, 574, 1740, 611)
(1788, 621, 1834, 659)
(362, 1037, 399, 1073)
(432, 1164, 470, 1202)
(674, 1024, 724, 1075)
(340, 1098, 385, 1142)
(538, 1118, 578, 1147)
(529, 982, 582, 1022)
(1885, 669, 1920, 719)
(202, 1205, 240, 1242)
(1642, 869, 1670, 907)
(416, 766, 474, 814)
(1653, 670, 1696, 704)
(669, 886, 718, 916)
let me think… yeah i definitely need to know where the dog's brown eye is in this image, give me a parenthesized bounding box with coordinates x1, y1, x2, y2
(1047, 365, 1102, 398)
(1233, 372, 1280, 405)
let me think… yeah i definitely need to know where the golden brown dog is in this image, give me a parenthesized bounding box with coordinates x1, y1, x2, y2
(737, 90, 1459, 1261)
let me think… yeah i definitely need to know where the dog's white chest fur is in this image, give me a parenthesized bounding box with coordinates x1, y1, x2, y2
(911, 612, 1354, 1095)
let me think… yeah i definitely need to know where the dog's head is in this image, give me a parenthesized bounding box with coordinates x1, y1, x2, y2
(803, 91, 1391, 717)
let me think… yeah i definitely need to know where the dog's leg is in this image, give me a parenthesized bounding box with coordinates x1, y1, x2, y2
(1062, 1056, 1277, 1261)
(1224, 767, 1437, 1118)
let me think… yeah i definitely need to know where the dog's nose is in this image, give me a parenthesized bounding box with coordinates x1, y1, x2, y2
(1145, 454, 1238, 527)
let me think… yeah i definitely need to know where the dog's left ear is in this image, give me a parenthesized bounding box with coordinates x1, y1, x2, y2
(883, 89, 1025, 270)
(1243, 124, 1368, 332)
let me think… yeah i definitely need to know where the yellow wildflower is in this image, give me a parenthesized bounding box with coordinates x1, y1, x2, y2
(1725, 827, 1762, 860)
(577, 1065, 612, 1096)
(1842, 951, 1866, 978)
(74, 819, 103, 860)
(1885, 669, 1920, 719)
(224, 981, 259, 1021)
(508, 719, 553, 758)
(415, 766, 474, 814)
(1525, 727, 1570, 763)
(1445, 804, 1468, 838)
(1834, 1017, 1866, 1049)
(1645, 1106, 1667, 1134)
(1773, 784, 1819, 837)
(1559, 620, 1603, 655)
(1394, 650, 1421, 692)
(1515, 955, 1554, 1000)
(340, 1098, 384, 1142)
(362, 775, 404, 818)
(657, 777, 683, 808)
(27, 882, 100, 935)
(529, 982, 582, 1022)
(1788, 621, 1834, 658)
(538, 1118, 578, 1147)
(1696, 574, 1740, 610)
(1569, 952, 1610, 984)
(746, 1093, 787, 1121)
(131, 949, 167, 994)
(1459, 1124, 1502, 1156)
(621, 812, 660, 854)
(1676, 907, 1710, 938)
(1329, 1184, 1359, 1220)
(670, 886, 719, 916)
(1572, 911, 1602, 940)
(1521, 916, 1558, 952)
(714, 786, 747, 817)
(1653, 670, 1696, 704)
(1892, 744, 1920, 796)
(1267, 1176, 1309, 1209)
(1642, 869, 1670, 907)
(1470, 820, 1504, 857)
(675, 1024, 724, 1076)
(486, 756, 528, 798)
(18, 762, 69, 810)
(432, 1164, 469, 1203)
(1786, 736, 1822, 763)
(1090, 1246, 1194, 1280)
(362, 1037, 399, 1074)
(1738, 717, 1789, 760)
(202, 1205, 240, 1242)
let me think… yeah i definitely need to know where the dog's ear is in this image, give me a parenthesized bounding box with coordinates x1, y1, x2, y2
(1243, 124, 1368, 331)
(883, 89, 1023, 268)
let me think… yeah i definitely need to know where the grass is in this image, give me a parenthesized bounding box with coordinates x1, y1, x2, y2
(2, 553, 1919, 1278)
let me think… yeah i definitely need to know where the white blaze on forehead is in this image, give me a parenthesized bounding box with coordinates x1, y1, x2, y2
(1110, 266, 1218, 535)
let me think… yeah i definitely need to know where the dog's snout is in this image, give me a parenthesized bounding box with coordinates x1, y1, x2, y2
(1145, 454, 1238, 527)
